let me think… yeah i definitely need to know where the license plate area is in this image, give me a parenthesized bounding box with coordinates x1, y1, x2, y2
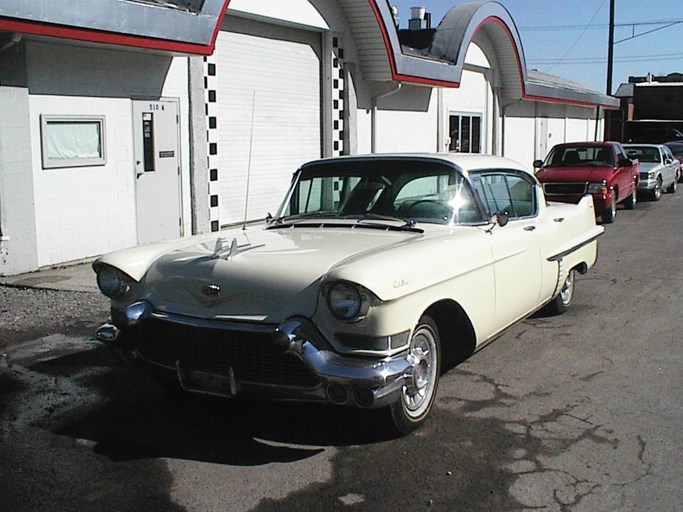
(176, 361, 238, 397)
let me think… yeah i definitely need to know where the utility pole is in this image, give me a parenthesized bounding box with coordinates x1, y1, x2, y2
(606, 0, 615, 95)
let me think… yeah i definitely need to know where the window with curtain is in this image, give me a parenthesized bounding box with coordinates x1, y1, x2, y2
(40, 115, 106, 169)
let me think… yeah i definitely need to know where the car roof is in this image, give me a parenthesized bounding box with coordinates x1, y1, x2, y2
(623, 143, 665, 148)
(553, 141, 617, 148)
(303, 153, 532, 175)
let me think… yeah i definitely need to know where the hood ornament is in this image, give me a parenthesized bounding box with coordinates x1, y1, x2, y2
(213, 237, 238, 260)
(202, 283, 221, 296)
(211, 236, 265, 260)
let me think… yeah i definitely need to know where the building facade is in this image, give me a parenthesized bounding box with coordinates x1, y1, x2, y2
(0, 0, 618, 275)
(609, 73, 683, 142)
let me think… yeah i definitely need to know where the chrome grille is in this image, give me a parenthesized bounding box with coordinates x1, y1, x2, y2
(137, 317, 320, 387)
(543, 182, 588, 195)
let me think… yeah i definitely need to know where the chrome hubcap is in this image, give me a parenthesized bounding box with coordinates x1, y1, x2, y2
(403, 328, 437, 416)
(560, 272, 574, 304)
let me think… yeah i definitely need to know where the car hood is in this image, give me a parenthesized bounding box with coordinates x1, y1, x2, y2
(99, 224, 425, 322)
(638, 162, 663, 173)
(537, 166, 615, 183)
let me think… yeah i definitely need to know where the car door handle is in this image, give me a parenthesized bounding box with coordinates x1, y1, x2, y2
(524, 226, 536, 231)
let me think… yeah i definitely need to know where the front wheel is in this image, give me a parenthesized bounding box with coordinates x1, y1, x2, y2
(602, 195, 617, 224)
(652, 177, 662, 201)
(544, 270, 576, 315)
(667, 175, 677, 193)
(387, 315, 440, 435)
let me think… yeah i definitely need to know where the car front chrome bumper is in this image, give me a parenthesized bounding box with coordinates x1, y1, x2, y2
(96, 304, 413, 409)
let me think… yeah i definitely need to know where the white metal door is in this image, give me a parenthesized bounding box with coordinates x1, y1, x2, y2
(133, 99, 181, 244)
(215, 18, 322, 224)
(535, 117, 548, 161)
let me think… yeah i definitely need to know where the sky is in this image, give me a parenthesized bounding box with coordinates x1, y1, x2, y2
(390, 0, 683, 94)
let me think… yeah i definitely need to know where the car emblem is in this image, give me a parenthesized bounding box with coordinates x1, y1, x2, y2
(202, 284, 221, 296)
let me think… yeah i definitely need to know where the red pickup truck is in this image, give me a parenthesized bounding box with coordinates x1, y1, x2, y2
(534, 142, 640, 223)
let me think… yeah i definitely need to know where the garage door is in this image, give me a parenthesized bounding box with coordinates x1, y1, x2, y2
(215, 17, 322, 224)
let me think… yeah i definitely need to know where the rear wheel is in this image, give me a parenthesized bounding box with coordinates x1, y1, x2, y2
(544, 270, 576, 315)
(623, 188, 637, 210)
(387, 315, 440, 435)
(667, 175, 677, 193)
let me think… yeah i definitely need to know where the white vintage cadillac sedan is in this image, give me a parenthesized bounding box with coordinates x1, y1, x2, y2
(94, 154, 603, 434)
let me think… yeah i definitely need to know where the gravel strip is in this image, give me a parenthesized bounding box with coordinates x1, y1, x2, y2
(0, 285, 109, 346)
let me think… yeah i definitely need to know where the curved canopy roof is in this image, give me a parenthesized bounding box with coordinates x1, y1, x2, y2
(0, 0, 618, 108)
(342, 0, 617, 108)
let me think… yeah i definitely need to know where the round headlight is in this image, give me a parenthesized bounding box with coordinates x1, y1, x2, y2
(327, 282, 363, 321)
(96, 265, 130, 298)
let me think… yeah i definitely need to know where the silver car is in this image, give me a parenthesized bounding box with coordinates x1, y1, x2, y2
(624, 144, 680, 201)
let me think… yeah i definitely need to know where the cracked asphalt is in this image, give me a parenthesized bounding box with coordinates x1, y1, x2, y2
(1, 193, 682, 512)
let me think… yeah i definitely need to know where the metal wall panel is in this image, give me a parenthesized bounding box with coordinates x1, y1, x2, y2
(214, 17, 322, 224)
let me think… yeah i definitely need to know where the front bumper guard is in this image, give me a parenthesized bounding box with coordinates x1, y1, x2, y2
(95, 306, 413, 409)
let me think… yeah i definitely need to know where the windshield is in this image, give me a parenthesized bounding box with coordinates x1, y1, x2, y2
(666, 144, 683, 157)
(545, 146, 615, 167)
(274, 159, 484, 225)
(624, 146, 661, 163)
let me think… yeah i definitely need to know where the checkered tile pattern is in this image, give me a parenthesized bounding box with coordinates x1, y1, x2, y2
(332, 35, 346, 156)
(204, 55, 220, 232)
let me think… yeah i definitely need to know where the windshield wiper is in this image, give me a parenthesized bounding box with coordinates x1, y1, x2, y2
(345, 213, 418, 231)
(267, 212, 422, 232)
(269, 212, 340, 225)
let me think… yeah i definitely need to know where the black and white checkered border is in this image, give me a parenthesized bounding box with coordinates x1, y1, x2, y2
(204, 55, 220, 232)
(332, 35, 345, 156)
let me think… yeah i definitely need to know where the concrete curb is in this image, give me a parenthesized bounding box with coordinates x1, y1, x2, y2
(0, 262, 98, 293)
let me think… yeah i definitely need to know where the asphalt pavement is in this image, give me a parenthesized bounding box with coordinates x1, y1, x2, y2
(1, 194, 683, 512)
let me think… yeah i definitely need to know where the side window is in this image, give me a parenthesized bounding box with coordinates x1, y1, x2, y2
(663, 147, 674, 162)
(472, 172, 537, 219)
(616, 145, 629, 162)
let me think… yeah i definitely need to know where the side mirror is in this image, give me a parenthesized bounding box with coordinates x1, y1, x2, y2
(533, 159, 543, 169)
(495, 211, 509, 227)
(618, 157, 632, 167)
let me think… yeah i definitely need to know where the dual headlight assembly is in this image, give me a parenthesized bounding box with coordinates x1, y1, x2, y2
(95, 264, 132, 299)
(324, 281, 379, 322)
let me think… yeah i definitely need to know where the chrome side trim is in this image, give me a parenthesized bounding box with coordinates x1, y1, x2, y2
(547, 232, 603, 262)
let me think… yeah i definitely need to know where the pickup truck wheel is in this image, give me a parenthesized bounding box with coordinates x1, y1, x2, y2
(623, 188, 637, 210)
(652, 177, 662, 201)
(666, 176, 677, 193)
(387, 315, 440, 435)
(602, 196, 617, 223)
(545, 270, 575, 315)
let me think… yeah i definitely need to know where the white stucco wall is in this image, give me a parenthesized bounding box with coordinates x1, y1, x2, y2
(372, 87, 438, 153)
(502, 103, 536, 169)
(28, 94, 137, 266)
(25, 42, 191, 267)
(504, 101, 604, 167)
(228, 0, 329, 29)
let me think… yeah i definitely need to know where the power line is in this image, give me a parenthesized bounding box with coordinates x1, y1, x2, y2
(519, 19, 683, 31)
(543, 0, 607, 74)
(528, 52, 683, 65)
